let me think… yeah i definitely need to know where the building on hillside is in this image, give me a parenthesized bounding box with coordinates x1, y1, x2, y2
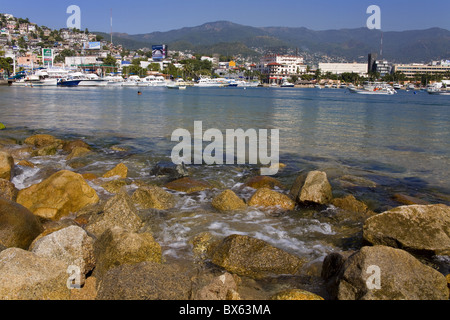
(318, 62, 368, 76)
(256, 54, 306, 83)
(17, 53, 40, 67)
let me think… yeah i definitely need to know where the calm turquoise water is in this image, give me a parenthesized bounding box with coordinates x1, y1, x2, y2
(0, 85, 449, 272)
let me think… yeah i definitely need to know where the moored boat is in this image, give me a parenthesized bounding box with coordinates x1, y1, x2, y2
(348, 82, 397, 95)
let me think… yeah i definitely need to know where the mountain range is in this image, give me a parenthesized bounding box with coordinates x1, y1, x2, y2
(95, 21, 450, 63)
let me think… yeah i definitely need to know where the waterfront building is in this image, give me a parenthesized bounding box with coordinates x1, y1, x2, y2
(256, 54, 306, 83)
(393, 62, 450, 77)
(318, 62, 368, 76)
(374, 60, 392, 76)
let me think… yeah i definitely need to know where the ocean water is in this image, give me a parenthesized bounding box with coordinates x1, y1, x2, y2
(1, 85, 449, 271)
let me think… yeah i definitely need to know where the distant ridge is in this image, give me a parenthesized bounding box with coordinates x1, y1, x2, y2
(95, 21, 450, 63)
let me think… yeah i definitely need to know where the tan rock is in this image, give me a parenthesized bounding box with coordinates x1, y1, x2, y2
(299, 171, 333, 205)
(271, 289, 324, 300)
(101, 179, 128, 194)
(24, 134, 60, 148)
(16, 170, 99, 220)
(131, 185, 176, 210)
(0, 151, 14, 181)
(66, 146, 91, 161)
(248, 187, 295, 211)
(62, 140, 91, 153)
(392, 193, 429, 206)
(17, 159, 35, 168)
(31, 143, 59, 157)
(212, 189, 247, 211)
(0, 178, 18, 201)
(102, 163, 128, 179)
(331, 195, 373, 214)
(165, 177, 212, 193)
(70, 276, 97, 300)
(81, 173, 98, 181)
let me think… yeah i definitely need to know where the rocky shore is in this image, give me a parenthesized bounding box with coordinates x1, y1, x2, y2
(0, 133, 449, 300)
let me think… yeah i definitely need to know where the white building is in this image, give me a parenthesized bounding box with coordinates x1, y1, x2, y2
(257, 55, 306, 75)
(65, 56, 98, 66)
(318, 63, 368, 76)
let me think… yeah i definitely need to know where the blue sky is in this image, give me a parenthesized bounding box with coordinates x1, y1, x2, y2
(2, 0, 449, 34)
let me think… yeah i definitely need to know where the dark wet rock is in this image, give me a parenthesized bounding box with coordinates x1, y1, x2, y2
(62, 140, 91, 153)
(164, 177, 212, 193)
(96, 261, 191, 300)
(0, 248, 70, 300)
(94, 227, 162, 278)
(211, 234, 305, 279)
(0, 198, 43, 249)
(323, 246, 448, 300)
(391, 193, 430, 206)
(338, 175, 377, 188)
(243, 176, 284, 190)
(0, 151, 14, 181)
(150, 161, 189, 180)
(0, 178, 18, 201)
(31, 143, 60, 157)
(363, 204, 450, 256)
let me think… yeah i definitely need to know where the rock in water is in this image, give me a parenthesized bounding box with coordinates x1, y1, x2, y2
(16, 170, 100, 221)
(97, 261, 191, 300)
(150, 161, 188, 180)
(325, 246, 448, 300)
(212, 189, 247, 212)
(0, 151, 14, 181)
(248, 187, 295, 211)
(30, 226, 95, 286)
(24, 134, 60, 148)
(131, 185, 176, 210)
(299, 171, 333, 205)
(164, 177, 212, 193)
(94, 227, 162, 277)
(86, 191, 142, 237)
(0, 198, 43, 249)
(211, 234, 305, 278)
(0, 248, 70, 300)
(0, 178, 18, 201)
(102, 163, 128, 179)
(270, 289, 324, 300)
(363, 204, 450, 256)
(243, 176, 284, 190)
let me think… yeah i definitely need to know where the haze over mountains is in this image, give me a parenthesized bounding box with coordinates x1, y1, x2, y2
(96, 21, 450, 63)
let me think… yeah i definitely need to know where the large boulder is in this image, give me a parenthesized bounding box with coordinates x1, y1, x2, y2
(212, 189, 247, 212)
(0, 151, 14, 181)
(298, 171, 333, 205)
(0, 198, 43, 249)
(85, 191, 143, 237)
(16, 170, 100, 220)
(62, 140, 91, 153)
(363, 204, 450, 256)
(94, 227, 162, 278)
(248, 188, 295, 211)
(131, 185, 176, 210)
(164, 177, 212, 193)
(0, 248, 70, 300)
(96, 261, 191, 300)
(211, 234, 305, 279)
(0, 178, 18, 201)
(30, 226, 95, 286)
(24, 134, 60, 148)
(193, 272, 241, 300)
(322, 246, 448, 300)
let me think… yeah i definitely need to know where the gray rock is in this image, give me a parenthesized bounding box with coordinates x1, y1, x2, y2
(31, 226, 95, 286)
(150, 161, 188, 180)
(363, 204, 450, 256)
(325, 246, 448, 300)
(96, 261, 191, 300)
(86, 191, 143, 237)
(0, 248, 70, 300)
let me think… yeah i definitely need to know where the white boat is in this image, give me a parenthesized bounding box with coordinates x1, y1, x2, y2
(140, 75, 167, 87)
(122, 75, 141, 87)
(167, 78, 188, 90)
(11, 70, 57, 86)
(194, 77, 226, 87)
(339, 84, 347, 89)
(427, 83, 450, 95)
(280, 80, 295, 88)
(314, 84, 321, 89)
(348, 82, 397, 95)
(66, 72, 108, 87)
(393, 83, 403, 90)
(105, 75, 124, 87)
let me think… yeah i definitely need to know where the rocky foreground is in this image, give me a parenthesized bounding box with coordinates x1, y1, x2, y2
(0, 134, 449, 300)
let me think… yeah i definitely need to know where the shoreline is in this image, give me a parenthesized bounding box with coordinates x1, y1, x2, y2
(0, 131, 449, 300)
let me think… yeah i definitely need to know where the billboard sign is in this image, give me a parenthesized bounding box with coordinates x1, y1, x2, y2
(152, 45, 167, 61)
(83, 42, 101, 50)
(42, 48, 53, 66)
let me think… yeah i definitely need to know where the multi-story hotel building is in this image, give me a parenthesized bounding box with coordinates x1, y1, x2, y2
(256, 54, 307, 82)
(318, 62, 368, 76)
(392, 62, 450, 77)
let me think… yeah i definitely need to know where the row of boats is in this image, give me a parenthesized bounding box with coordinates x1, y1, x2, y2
(10, 69, 261, 88)
(316, 82, 450, 95)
